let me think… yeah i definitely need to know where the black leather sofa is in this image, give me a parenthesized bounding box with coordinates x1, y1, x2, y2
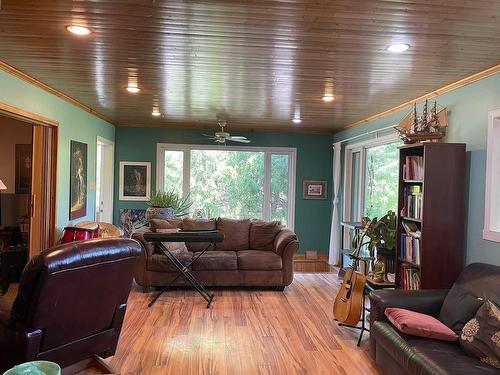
(369, 263, 500, 375)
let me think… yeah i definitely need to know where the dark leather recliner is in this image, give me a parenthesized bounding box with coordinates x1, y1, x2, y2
(0, 238, 141, 373)
(369, 263, 500, 375)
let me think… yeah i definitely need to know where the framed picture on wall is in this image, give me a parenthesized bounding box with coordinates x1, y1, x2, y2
(119, 161, 151, 201)
(69, 140, 88, 220)
(303, 180, 327, 200)
(15, 144, 32, 194)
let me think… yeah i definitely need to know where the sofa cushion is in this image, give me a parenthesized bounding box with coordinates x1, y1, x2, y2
(183, 218, 217, 252)
(150, 218, 184, 231)
(459, 301, 500, 369)
(372, 321, 499, 374)
(237, 250, 282, 271)
(216, 218, 250, 251)
(440, 283, 484, 333)
(249, 220, 282, 250)
(192, 251, 237, 271)
(147, 253, 192, 273)
(385, 307, 458, 341)
(156, 228, 188, 254)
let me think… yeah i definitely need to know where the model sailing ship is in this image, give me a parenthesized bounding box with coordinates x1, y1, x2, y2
(395, 100, 448, 143)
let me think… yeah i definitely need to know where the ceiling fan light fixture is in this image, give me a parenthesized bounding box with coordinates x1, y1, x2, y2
(66, 25, 92, 36)
(386, 43, 410, 53)
(322, 94, 335, 102)
(126, 85, 141, 94)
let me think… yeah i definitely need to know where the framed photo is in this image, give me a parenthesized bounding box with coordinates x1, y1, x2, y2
(119, 161, 151, 201)
(69, 140, 88, 220)
(15, 144, 32, 194)
(303, 180, 327, 200)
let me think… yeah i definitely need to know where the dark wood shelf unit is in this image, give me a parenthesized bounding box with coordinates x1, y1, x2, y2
(396, 143, 466, 290)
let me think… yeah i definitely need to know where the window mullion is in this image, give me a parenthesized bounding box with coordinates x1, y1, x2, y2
(263, 152, 271, 221)
(183, 147, 191, 198)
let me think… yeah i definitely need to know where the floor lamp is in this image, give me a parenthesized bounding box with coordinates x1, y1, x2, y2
(0, 179, 6, 227)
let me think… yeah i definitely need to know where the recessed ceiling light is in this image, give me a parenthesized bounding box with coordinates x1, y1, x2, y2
(322, 94, 335, 102)
(66, 25, 92, 36)
(152, 110, 161, 117)
(292, 118, 302, 124)
(126, 85, 141, 94)
(386, 43, 410, 53)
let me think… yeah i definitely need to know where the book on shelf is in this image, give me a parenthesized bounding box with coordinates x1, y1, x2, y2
(401, 266, 421, 290)
(403, 156, 424, 180)
(400, 234, 421, 265)
(402, 220, 421, 239)
(401, 184, 423, 219)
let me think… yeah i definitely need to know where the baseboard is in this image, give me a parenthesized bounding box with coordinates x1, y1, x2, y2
(293, 254, 328, 261)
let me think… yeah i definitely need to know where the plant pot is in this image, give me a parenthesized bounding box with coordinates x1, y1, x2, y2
(146, 207, 175, 222)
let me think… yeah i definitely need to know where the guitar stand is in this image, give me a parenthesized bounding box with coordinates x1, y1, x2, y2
(337, 292, 370, 347)
(336, 255, 370, 347)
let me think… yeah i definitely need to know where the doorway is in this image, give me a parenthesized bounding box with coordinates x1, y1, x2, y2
(0, 102, 58, 258)
(95, 136, 114, 223)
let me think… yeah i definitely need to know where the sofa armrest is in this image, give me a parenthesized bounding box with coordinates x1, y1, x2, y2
(369, 289, 448, 324)
(131, 227, 155, 257)
(273, 229, 298, 257)
(281, 239, 299, 286)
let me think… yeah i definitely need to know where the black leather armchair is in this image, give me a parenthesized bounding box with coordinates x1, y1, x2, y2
(0, 238, 141, 373)
(369, 263, 500, 375)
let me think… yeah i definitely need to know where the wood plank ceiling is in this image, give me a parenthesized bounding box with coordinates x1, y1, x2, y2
(0, 0, 499, 133)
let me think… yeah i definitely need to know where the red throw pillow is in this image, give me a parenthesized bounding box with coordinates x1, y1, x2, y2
(385, 307, 458, 342)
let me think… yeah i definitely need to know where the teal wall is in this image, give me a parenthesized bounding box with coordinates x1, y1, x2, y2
(333, 73, 500, 266)
(0, 70, 115, 233)
(114, 127, 334, 254)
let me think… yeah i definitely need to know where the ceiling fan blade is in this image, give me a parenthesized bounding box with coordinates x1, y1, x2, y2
(228, 138, 251, 143)
(203, 134, 215, 137)
(228, 135, 247, 140)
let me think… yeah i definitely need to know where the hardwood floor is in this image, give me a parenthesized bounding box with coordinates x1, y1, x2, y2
(86, 272, 380, 375)
(4, 273, 380, 374)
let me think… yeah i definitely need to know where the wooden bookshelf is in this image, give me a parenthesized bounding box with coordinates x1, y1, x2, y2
(396, 143, 465, 290)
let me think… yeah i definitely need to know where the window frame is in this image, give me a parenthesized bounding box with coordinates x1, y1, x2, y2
(342, 133, 400, 248)
(156, 143, 297, 230)
(483, 109, 500, 243)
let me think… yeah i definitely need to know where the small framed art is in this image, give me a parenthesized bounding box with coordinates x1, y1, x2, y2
(119, 161, 151, 201)
(303, 180, 327, 200)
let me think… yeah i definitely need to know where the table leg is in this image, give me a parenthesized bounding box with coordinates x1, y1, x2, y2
(148, 243, 215, 308)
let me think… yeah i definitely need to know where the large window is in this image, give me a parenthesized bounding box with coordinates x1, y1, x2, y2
(484, 109, 500, 242)
(157, 144, 296, 228)
(342, 134, 400, 248)
(344, 134, 400, 221)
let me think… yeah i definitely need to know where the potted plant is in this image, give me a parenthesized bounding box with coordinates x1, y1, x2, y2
(146, 189, 193, 221)
(360, 210, 397, 282)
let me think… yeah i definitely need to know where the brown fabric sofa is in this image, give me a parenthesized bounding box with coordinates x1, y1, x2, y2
(132, 218, 300, 289)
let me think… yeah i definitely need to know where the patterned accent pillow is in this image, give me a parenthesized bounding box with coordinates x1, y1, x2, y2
(459, 300, 500, 369)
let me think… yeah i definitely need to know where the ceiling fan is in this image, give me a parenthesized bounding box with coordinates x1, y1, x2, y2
(203, 120, 251, 144)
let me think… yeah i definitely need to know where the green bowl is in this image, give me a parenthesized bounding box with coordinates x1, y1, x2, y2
(3, 361, 61, 375)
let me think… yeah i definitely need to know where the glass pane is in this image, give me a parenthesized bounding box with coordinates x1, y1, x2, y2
(164, 150, 184, 195)
(350, 151, 361, 221)
(364, 142, 400, 219)
(270, 154, 289, 226)
(190, 149, 265, 219)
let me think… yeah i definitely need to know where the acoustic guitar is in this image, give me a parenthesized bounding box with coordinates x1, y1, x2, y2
(333, 234, 368, 326)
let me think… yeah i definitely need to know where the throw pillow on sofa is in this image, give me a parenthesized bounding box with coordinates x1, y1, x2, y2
(216, 218, 251, 251)
(150, 218, 184, 231)
(156, 229, 188, 254)
(439, 283, 485, 333)
(183, 218, 217, 252)
(249, 220, 282, 250)
(385, 307, 458, 341)
(459, 300, 500, 369)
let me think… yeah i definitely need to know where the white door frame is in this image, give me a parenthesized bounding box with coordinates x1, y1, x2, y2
(95, 136, 115, 223)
